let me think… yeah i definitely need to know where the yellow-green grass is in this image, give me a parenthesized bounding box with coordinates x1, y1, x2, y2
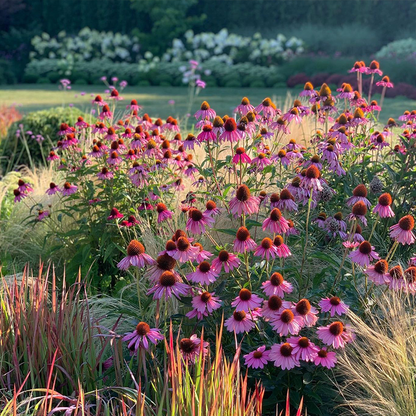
(1, 84, 415, 124)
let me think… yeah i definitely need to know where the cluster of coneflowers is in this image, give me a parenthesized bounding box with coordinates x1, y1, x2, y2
(14, 61, 416, 373)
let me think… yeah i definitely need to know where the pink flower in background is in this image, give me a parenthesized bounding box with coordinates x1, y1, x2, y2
(254, 237, 278, 260)
(232, 147, 252, 164)
(190, 291, 221, 314)
(186, 208, 215, 234)
(271, 309, 303, 336)
(365, 259, 390, 285)
(107, 207, 123, 220)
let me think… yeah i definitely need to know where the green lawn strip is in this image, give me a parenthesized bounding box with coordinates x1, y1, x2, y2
(1, 84, 414, 124)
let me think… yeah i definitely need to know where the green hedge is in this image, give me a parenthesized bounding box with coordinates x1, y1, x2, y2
(24, 56, 416, 90)
(0, 107, 89, 174)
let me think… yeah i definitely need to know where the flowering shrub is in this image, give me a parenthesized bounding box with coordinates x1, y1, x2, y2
(29, 28, 141, 77)
(375, 38, 416, 61)
(7, 61, 416, 412)
(163, 29, 304, 66)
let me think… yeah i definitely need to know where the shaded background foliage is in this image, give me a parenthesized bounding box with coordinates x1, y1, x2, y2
(1, 0, 415, 82)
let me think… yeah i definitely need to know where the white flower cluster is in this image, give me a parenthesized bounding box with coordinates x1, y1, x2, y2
(162, 29, 304, 66)
(375, 38, 416, 61)
(30, 28, 141, 64)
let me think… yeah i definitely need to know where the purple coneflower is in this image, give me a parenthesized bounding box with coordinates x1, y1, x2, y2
(346, 184, 371, 208)
(61, 182, 77, 196)
(262, 208, 289, 234)
(348, 201, 368, 226)
(234, 97, 255, 115)
(147, 271, 189, 300)
(225, 310, 256, 334)
(271, 309, 303, 336)
(122, 322, 164, 352)
(190, 291, 221, 314)
(117, 240, 155, 270)
(194, 101, 216, 120)
(254, 237, 278, 260)
(179, 335, 208, 363)
(388, 265, 406, 291)
(211, 250, 240, 273)
(186, 208, 214, 234)
(275, 189, 297, 212)
(244, 346, 270, 369)
(156, 203, 173, 223)
(365, 259, 390, 285)
(319, 296, 349, 317)
(232, 147, 252, 164)
(288, 337, 319, 362)
(314, 348, 337, 368)
(262, 272, 293, 297)
(295, 298, 318, 327)
(231, 288, 262, 312)
(219, 118, 241, 142)
(317, 321, 354, 349)
(300, 165, 322, 192)
(233, 227, 257, 253)
(172, 237, 199, 262)
(349, 241, 379, 267)
(204, 200, 221, 217)
(255, 97, 277, 118)
(389, 215, 415, 245)
(373, 193, 394, 218)
(187, 261, 218, 285)
(229, 185, 260, 217)
(107, 207, 123, 220)
(273, 235, 291, 258)
(269, 342, 300, 370)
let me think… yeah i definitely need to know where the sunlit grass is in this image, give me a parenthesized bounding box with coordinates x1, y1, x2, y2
(0, 84, 413, 124)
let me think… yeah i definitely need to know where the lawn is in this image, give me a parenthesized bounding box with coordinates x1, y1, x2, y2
(1, 84, 414, 124)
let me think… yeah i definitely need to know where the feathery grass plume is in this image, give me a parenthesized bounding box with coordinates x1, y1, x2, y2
(337, 291, 416, 416)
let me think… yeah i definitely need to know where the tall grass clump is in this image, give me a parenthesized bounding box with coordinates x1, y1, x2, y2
(337, 291, 416, 416)
(0, 265, 114, 401)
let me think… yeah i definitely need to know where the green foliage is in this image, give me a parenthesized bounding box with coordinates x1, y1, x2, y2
(278, 23, 384, 56)
(0, 59, 16, 85)
(130, 0, 206, 55)
(0, 107, 89, 173)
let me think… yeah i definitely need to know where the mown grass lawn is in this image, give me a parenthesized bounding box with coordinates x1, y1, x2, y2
(1, 84, 415, 124)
